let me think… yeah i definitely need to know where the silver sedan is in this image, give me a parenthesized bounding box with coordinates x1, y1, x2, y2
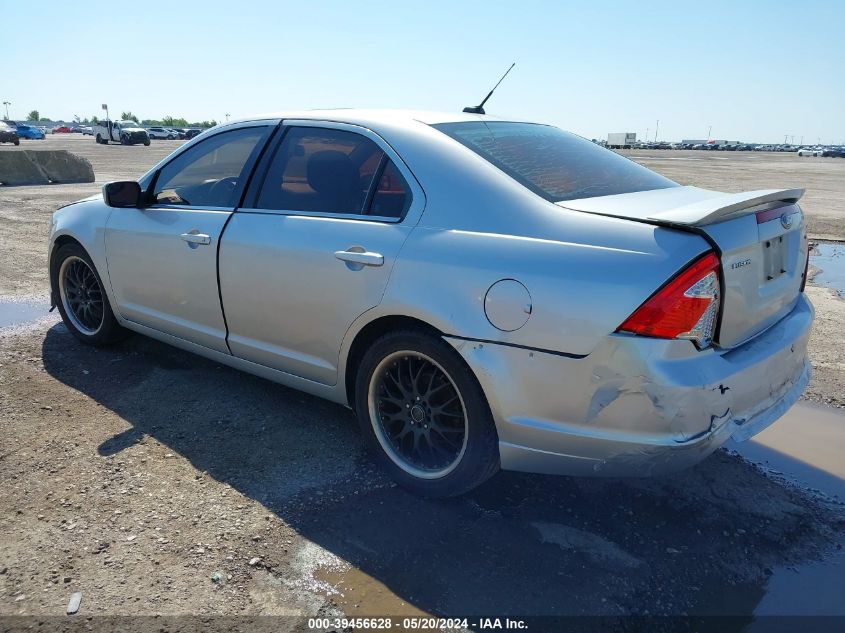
(48, 110, 813, 496)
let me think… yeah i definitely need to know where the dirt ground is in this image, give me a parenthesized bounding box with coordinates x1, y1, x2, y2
(2, 135, 845, 628)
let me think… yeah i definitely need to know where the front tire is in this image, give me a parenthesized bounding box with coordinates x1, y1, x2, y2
(354, 329, 499, 497)
(51, 243, 128, 346)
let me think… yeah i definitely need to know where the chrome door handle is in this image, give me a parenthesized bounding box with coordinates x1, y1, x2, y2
(180, 231, 211, 246)
(334, 249, 384, 267)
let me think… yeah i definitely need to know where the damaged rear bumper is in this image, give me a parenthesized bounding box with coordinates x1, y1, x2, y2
(445, 294, 813, 477)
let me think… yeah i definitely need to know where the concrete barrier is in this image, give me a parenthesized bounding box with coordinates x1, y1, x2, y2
(0, 151, 49, 185)
(30, 150, 95, 184)
(0, 150, 94, 186)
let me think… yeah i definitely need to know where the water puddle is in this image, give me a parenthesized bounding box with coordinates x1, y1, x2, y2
(316, 566, 431, 620)
(0, 296, 53, 329)
(730, 402, 845, 620)
(810, 242, 845, 297)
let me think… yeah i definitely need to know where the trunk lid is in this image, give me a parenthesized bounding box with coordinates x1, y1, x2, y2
(558, 186, 809, 348)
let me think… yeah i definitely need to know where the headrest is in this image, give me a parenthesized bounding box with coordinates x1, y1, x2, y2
(306, 150, 358, 196)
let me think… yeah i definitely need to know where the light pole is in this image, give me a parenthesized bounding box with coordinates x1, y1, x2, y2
(2, 101, 10, 119)
(645, 128, 649, 143)
(225, 113, 230, 122)
(655, 120, 659, 142)
(707, 125, 712, 140)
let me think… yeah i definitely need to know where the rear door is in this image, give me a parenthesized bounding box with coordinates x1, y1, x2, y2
(219, 120, 424, 385)
(105, 122, 276, 352)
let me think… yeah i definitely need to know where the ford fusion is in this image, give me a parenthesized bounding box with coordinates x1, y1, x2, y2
(48, 110, 813, 496)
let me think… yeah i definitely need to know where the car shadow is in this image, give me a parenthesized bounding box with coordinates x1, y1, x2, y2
(40, 323, 841, 624)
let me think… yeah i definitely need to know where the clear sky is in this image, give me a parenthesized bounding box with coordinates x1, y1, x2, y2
(3, 0, 843, 144)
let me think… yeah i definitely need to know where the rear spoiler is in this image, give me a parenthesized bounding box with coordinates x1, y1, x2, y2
(558, 186, 805, 227)
(648, 188, 804, 226)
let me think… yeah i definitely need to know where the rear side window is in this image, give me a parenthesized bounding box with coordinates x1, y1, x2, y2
(433, 122, 677, 202)
(256, 126, 411, 217)
(369, 160, 411, 218)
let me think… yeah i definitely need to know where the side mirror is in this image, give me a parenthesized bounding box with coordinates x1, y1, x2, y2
(103, 181, 142, 208)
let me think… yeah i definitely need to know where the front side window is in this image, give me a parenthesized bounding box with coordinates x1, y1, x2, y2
(152, 127, 267, 207)
(433, 122, 677, 202)
(256, 126, 410, 217)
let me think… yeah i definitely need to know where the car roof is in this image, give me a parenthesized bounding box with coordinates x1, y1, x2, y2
(230, 108, 522, 129)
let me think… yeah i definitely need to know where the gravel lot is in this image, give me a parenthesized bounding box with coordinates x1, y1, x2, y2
(1, 134, 845, 626)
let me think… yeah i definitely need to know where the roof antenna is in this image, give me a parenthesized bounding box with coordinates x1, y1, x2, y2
(463, 63, 515, 115)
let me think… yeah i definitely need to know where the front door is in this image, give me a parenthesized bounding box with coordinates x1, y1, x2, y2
(220, 122, 421, 385)
(105, 123, 275, 353)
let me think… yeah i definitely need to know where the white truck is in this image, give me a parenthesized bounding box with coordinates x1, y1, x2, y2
(93, 120, 150, 146)
(607, 132, 636, 149)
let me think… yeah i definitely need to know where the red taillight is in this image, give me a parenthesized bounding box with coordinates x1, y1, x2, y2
(618, 252, 721, 348)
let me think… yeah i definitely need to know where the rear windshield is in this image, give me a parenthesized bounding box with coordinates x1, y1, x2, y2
(433, 122, 677, 202)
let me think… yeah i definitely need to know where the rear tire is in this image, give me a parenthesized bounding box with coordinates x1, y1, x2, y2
(51, 243, 129, 346)
(354, 329, 499, 497)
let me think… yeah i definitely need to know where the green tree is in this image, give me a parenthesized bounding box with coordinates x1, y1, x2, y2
(91, 115, 100, 124)
(27, 110, 40, 121)
(121, 111, 139, 123)
(161, 116, 189, 127)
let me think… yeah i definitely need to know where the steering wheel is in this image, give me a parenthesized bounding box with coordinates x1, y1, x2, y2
(208, 177, 239, 205)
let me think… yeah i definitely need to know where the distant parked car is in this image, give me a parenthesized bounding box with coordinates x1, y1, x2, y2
(39, 126, 52, 135)
(81, 126, 94, 136)
(184, 128, 204, 139)
(15, 124, 45, 140)
(54, 126, 72, 133)
(797, 147, 821, 157)
(0, 121, 20, 145)
(822, 148, 845, 158)
(146, 127, 178, 140)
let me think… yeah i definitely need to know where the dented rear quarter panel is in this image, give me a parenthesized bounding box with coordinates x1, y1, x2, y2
(443, 294, 813, 477)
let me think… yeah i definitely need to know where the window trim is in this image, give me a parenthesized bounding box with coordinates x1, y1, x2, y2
(239, 119, 424, 225)
(141, 120, 279, 211)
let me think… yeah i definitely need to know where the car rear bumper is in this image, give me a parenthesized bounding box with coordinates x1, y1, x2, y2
(445, 294, 813, 477)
